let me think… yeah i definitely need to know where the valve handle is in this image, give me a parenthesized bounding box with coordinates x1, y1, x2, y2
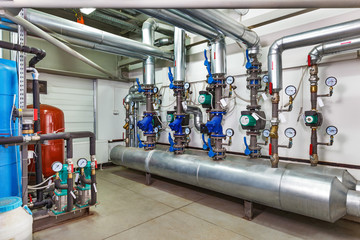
(207, 138, 215, 158)
(168, 133, 175, 152)
(137, 133, 145, 148)
(245, 49, 258, 70)
(203, 49, 214, 84)
(136, 78, 145, 93)
(202, 133, 209, 150)
(168, 67, 174, 89)
(243, 136, 252, 156)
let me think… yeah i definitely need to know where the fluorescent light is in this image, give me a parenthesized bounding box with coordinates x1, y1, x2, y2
(80, 8, 96, 15)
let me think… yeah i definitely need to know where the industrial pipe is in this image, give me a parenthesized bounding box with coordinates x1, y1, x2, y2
(308, 36, 360, 65)
(0, 1, 360, 8)
(24, 9, 173, 61)
(268, 19, 360, 92)
(174, 27, 186, 82)
(1, 9, 118, 80)
(185, 106, 204, 131)
(110, 146, 360, 222)
(179, 9, 260, 48)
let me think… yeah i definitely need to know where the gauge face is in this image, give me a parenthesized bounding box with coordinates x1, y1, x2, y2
(226, 76, 235, 85)
(262, 75, 269, 83)
(154, 127, 159, 133)
(326, 126, 338, 136)
(129, 124, 134, 130)
(226, 128, 234, 137)
(285, 85, 297, 96)
(51, 161, 63, 172)
(263, 129, 270, 138)
(153, 87, 158, 93)
(184, 82, 190, 90)
(284, 127, 296, 138)
(325, 77, 337, 87)
(77, 158, 88, 168)
(130, 101, 135, 107)
(185, 127, 191, 135)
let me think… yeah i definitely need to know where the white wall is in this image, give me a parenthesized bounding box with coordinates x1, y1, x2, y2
(130, 8, 360, 178)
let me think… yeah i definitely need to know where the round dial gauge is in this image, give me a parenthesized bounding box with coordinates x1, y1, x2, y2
(129, 124, 134, 130)
(130, 101, 135, 107)
(184, 82, 190, 90)
(285, 85, 297, 96)
(263, 129, 270, 138)
(154, 127, 159, 133)
(326, 126, 338, 136)
(185, 127, 191, 135)
(226, 76, 235, 85)
(153, 87, 158, 93)
(226, 128, 234, 137)
(284, 127, 296, 138)
(325, 77, 337, 87)
(51, 161, 63, 172)
(262, 75, 269, 83)
(77, 158, 88, 168)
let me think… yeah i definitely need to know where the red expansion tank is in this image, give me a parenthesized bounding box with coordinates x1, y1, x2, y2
(28, 104, 65, 177)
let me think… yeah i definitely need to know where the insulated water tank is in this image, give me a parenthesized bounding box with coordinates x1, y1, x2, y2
(28, 104, 65, 177)
(0, 59, 21, 199)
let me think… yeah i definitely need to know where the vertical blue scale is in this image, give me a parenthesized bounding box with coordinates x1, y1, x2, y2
(0, 58, 21, 199)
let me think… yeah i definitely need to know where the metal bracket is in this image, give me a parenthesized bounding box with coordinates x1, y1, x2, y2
(244, 200, 253, 220)
(145, 173, 152, 186)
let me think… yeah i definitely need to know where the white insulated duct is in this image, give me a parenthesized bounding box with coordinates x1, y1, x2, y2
(110, 146, 360, 222)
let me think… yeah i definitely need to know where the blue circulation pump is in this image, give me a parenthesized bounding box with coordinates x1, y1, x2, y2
(0, 59, 21, 199)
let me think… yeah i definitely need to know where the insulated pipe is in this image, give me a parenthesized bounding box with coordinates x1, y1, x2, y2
(24, 9, 173, 61)
(110, 146, 360, 222)
(174, 27, 186, 82)
(1, 10, 118, 80)
(268, 19, 360, 92)
(210, 37, 227, 75)
(308, 36, 360, 65)
(138, 9, 218, 40)
(0, 1, 359, 8)
(185, 106, 204, 131)
(179, 9, 260, 48)
(142, 18, 157, 86)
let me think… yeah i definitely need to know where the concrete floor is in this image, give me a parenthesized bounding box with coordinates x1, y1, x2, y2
(34, 165, 360, 240)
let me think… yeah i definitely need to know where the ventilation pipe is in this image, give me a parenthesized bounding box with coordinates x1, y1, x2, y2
(24, 9, 173, 61)
(268, 19, 360, 168)
(110, 146, 360, 223)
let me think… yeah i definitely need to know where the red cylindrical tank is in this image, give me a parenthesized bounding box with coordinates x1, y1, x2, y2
(28, 104, 65, 177)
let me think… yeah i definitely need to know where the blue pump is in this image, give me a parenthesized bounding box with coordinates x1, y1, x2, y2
(206, 114, 223, 135)
(137, 115, 153, 133)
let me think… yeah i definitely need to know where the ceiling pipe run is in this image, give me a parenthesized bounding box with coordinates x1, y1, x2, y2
(268, 19, 360, 92)
(110, 146, 360, 222)
(0, 1, 359, 8)
(0, 9, 118, 79)
(25, 9, 173, 61)
(308, 36, 360, 65)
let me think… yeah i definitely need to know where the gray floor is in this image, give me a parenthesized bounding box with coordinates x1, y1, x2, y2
(34, 165, 360, 240)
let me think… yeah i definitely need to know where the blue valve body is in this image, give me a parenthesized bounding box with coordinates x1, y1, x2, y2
(169, 115, 184, 134)
(245, 49, 259, 70)
(137, 114, 154, 134)
(206, 112, 225, 136)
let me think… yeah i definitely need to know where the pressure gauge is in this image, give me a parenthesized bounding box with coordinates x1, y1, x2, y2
(129, 124, 134, 130)
(225, 128, 234, 137)
(284, 127, 296, 138)
(130, 101, 135, 107)
(325, 77, 337, 87)
(226, 76, 235, 85)
(184, 82, 190, 90)
(154, 127, 159, 133)
(184, 127, 191, 135)
(326, 126, 338, 136)
(77, 158, 88, 168)
(262, 129, 270, 138)
(153, 87, 159, 94)
(262, 75, 269, 83)
(51, 161, 63, 172)
(285, 85, 297, 96)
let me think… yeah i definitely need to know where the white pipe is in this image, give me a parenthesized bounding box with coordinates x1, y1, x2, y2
(0, 1, 359, 8)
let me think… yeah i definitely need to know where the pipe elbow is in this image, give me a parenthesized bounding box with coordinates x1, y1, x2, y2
(308, 45, 323, 66)
(185, 106, 203, 131)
